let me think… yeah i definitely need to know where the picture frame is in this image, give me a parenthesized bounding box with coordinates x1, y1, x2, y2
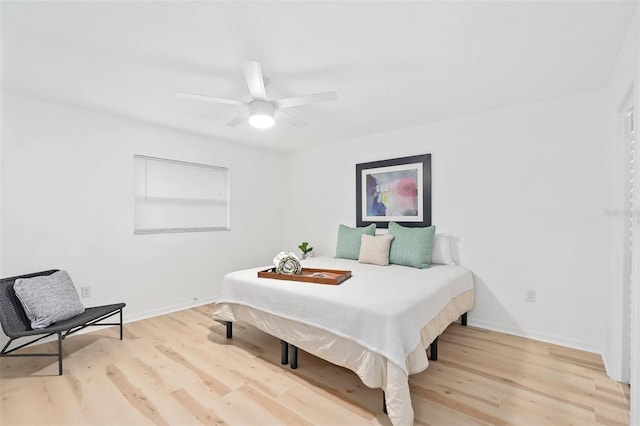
(356, 154, 431, 228)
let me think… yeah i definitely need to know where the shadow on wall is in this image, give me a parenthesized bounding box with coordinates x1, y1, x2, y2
(469, 274, 518, 326)
(451, 236, 520, 337)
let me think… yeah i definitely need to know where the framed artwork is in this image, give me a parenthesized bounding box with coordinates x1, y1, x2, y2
(356, 154, 431, 228)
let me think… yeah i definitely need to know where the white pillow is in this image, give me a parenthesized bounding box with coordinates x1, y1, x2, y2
(430, 234, 455, 265)
(358, 234, 394, 266)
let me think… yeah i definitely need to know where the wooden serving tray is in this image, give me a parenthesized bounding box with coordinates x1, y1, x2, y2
(257, 267, 352, 285)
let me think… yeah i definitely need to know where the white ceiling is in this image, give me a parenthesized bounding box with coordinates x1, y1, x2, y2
(1, 1, 637, 152)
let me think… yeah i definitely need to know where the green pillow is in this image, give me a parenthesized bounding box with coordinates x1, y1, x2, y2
(388, 222, 436, 268)
(335, 224, 376, 260)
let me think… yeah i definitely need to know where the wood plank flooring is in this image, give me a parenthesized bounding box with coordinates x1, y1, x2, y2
(0, 305, 630, 425)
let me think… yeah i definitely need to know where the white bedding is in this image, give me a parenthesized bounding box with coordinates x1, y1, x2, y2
(212, 257, 475, 425)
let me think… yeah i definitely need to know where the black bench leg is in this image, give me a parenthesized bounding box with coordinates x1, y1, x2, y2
(119, 308, 124, 340)
(290, 345, 298, 369)
(430, 336, 438, 361)
(383, 391, 388, 414)
(57, 332, 63, 376)
(226, 322, 232, 339)
(461, 312, 468, 326)
(281, 340, 289, 365)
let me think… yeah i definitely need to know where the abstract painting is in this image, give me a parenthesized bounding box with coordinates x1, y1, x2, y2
(356, 154, 431, 228)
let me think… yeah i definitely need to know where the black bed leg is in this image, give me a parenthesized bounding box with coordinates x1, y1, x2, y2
(290, 345, 298, 369)
(226, 322, 233, 339)
(383, 391, 388, 414)
(57, 332, 63, 376)
(430, 336, 438, 361)
(281, 340, 289, 365)
(461, 312, 468, 326)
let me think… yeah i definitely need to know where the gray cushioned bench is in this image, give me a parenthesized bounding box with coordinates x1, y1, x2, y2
(0, 269, 125, 375)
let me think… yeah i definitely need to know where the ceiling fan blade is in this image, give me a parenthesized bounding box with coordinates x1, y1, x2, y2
(274, 91, 338, 109)
(225, 112, 250, 127)
(242, 61, 267, 100)
(275, 110, 308, 127)
(176, 92, 246, 107)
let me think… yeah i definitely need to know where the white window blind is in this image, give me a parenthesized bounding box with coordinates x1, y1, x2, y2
(134, 155, 230, 234)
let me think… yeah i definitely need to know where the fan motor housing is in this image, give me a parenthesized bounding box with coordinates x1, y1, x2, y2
(249, 100, 275, 117)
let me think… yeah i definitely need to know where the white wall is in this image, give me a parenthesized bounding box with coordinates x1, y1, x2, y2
(283, 89, 609, 353)
(0, 92, 286, 335)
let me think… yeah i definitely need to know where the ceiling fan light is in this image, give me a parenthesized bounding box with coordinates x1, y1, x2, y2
(249, 113, 275, 129)
(248, 100, 275, 129)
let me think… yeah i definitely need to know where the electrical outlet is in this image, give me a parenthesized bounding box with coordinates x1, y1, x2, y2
(81, 286, 91, 298)
(525, 289, 536, 303)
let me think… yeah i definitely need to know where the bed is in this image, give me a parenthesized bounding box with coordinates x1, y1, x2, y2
(212, 256, 474, 425)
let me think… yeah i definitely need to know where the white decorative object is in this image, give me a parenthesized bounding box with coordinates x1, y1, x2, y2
(273, 251, 302, 275)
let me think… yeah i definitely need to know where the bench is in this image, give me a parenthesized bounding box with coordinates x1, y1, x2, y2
(0, 269, 125, 375)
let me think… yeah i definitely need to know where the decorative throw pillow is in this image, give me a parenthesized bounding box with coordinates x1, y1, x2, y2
(431, 234, 455, 265)
(14, 270, 85, 329)
(388, 222, 436, 269)
(358, 234, 394, 266)
(335, 223, 376, 260)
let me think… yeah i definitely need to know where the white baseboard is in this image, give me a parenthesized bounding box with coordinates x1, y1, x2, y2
(0, 297, 218, 348)
(2, 302, 603, 363)
(123, 296, 217, 324)
(468, 318, 602, 355)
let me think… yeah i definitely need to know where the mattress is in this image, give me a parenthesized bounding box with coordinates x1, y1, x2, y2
(212, 257, 475, 425)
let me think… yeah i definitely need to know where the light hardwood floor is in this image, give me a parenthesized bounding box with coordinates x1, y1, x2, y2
(0, 305, 630, 425)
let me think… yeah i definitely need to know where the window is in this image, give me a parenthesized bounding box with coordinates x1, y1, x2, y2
(134, 155, 230, 234)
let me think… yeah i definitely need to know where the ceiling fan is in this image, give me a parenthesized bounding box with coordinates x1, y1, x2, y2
(176, 61, 338, 129)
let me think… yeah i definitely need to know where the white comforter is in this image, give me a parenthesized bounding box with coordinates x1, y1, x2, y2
(213, 257, 474, 425)
(216, 257, 473, 373)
